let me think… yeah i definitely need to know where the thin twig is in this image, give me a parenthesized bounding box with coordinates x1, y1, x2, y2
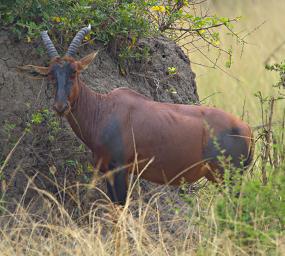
(189, 41, 241, 82)
(0, 131, 26, 175)
(261, 98, 275, 185)
(252, 120, 282, 131)
(168, 18, 239, 32)
(264, 39, 285, 65)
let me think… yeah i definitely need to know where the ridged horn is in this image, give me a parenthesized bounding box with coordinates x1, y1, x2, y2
(65, 25, 91, 57)
(41, 31, 59, 59)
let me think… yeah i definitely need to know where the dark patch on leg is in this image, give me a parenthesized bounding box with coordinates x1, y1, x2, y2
(101, 116, 125, 164)
(100, 117, 128, 204)
(204, 127, 248, 193)
(204, 127, 248, 168)
(106, 162, 128, 205)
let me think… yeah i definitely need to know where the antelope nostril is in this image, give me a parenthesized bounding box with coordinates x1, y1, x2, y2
(53, 102, 68, 113)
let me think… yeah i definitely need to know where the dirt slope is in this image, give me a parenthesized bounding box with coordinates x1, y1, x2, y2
(0, 30, 199, 215)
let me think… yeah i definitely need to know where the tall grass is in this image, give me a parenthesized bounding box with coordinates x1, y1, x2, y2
(0, 154, 284, 255)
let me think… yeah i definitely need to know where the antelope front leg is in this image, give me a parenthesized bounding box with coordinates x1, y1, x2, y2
(106, 161, 128, 205)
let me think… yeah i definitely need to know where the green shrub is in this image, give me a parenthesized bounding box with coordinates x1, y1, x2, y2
(0, 0, 152, 44)
(216, 172, 285, 245)
(0, 0, 240, 63)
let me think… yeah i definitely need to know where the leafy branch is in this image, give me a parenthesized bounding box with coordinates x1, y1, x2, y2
(0, 0, 243, 68)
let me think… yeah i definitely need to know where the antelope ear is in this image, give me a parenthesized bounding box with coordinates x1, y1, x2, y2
(18, 65, 49, 78)
(78, 51, 98, 70)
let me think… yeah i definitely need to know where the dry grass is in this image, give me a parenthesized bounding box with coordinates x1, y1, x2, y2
(0, 154, 284, 255)
(0, 164, 210, 256)
(0, 169, 281, 256)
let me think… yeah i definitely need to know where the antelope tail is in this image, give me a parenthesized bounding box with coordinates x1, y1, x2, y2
(244, 130, 255, 168)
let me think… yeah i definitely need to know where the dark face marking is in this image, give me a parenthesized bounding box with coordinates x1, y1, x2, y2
(204, 127, 248, 168)
(50, 61, 76, 114)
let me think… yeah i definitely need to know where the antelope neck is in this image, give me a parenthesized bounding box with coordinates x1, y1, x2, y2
(66, 81, 107, 151)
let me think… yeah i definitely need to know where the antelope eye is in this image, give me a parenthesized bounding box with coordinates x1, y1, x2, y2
(68, 66, 76, 78)
(69, 66, 76, 74)
(70, 69, 76, 78)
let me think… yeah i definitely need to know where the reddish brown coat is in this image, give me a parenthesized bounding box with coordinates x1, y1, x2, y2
(66, 79, 254, 185)
(22, 53, 254, 204)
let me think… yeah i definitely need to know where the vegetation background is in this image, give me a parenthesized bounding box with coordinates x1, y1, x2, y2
(0, 0, 284, 255)
(194, 0, 285, 122)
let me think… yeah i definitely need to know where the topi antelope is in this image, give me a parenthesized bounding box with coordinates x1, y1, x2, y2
(21, 25, 254, 204)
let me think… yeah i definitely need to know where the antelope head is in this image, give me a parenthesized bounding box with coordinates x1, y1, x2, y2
(20, 25, 97, 115)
